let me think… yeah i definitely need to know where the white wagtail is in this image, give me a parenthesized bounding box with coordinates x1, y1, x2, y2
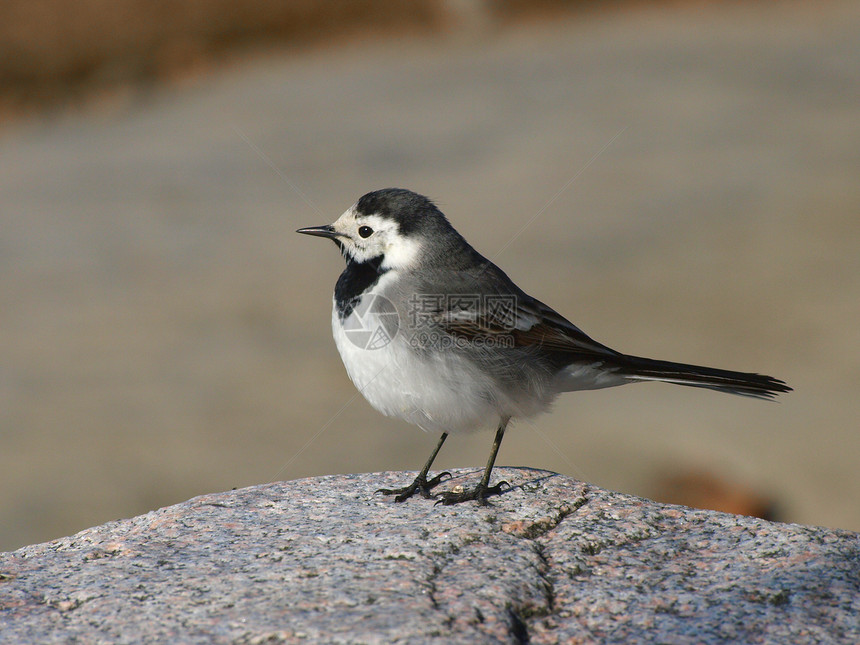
(298, 188, 791, 505)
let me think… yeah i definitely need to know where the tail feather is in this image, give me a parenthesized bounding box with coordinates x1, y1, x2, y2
(615, 355, 791, 400)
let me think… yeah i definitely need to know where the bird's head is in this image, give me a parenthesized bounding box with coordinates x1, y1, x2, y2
(297, 188, 453, 270)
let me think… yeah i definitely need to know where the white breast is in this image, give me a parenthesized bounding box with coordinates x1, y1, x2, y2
(331, 296, 503, 435)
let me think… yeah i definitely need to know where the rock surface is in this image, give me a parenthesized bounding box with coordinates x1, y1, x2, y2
(1, 469, 858, 643)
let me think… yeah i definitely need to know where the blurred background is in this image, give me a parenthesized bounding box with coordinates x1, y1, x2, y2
(2, 0, 859, 551)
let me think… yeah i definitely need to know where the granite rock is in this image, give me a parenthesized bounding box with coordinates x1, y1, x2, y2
(1, 468, 858, 643)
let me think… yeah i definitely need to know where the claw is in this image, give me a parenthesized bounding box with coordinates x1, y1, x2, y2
(377, 471, 452, 502)
(424, 471, 452, 488)
(434, 480, 509, 506)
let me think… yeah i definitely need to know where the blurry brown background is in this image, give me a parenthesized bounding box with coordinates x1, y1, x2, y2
(2, 0, 859, 551)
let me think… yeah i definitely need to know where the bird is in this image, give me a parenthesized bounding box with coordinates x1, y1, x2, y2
(297, 188, 791, 505)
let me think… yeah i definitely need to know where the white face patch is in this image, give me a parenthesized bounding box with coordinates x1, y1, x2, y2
(328, 205, 422, 269)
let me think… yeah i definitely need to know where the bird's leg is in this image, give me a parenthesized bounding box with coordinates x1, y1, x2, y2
(436, 418, 510, 506)
(377, 433, 451, 502)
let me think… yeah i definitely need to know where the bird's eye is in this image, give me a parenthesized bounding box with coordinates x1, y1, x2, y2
(358, 225, 373, 238)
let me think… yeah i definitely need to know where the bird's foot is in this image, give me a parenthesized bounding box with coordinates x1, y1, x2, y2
(435, 480, 509, 506)
(377, 471, 452, 502)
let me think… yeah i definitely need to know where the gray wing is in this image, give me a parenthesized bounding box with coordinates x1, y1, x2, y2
(407, 262, 620, 362)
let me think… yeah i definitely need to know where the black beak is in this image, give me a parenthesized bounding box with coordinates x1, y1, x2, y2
(296, 224, 339, 239)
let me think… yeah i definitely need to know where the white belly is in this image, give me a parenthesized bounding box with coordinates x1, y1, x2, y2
(331, 302, 502, 434)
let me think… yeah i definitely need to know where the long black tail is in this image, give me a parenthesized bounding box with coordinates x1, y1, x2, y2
(615, 354, 791, 400)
